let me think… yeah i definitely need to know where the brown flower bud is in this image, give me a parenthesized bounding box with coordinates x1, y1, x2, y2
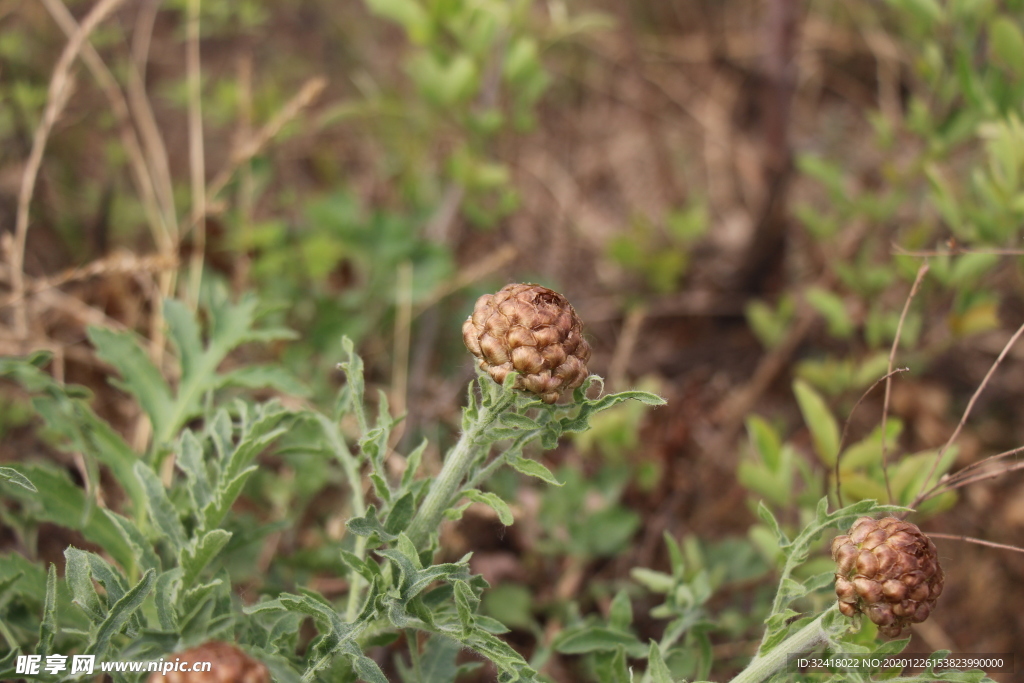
(831, 516, 943, 638)
(146, 641, 270, 683)
(463, 283, 591, 403)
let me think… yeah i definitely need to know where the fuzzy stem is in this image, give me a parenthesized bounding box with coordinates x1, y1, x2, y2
(406, 392, 513, 547)
(729, 606, 836, 683)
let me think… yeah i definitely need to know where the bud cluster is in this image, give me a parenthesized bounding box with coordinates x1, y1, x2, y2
(463, 283, 591, 404)
(831, 516, 944, 638)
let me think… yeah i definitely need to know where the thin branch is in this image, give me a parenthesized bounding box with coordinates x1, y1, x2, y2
(38, 0, 168, 254)
(927, 444, 1024, 493)
(204, 76, 327, 205)
(928, 532, 1024, 555)
(909, 319, 1024, 511)
(929, 460, 1024, 498)
(893, 243, 1024, 257)
(11, 0, 127, 339)
(185, 0, 205, 307)
(880, 262, 929, 503)
(0, 250, 177, 309)
(834, 368, 909, 507)
(128, 0, 178, 243)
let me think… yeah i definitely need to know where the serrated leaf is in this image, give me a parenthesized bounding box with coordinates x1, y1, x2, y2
(181, 529, 232, 586)
(155, 568, 182, 630)
(135, 461, 186, 551)
(463, 489, 514, 526)
(28, 388, 146, 513)
(756, 502, 791, 548)
(347, 505, 397, 542)
(455, 580, 477, 634)
(760, 609, 800, 654)
(164, 298, 203, 381)
(177, 429, 213, 511)
(64, 547, 106, 623)
(203, 465, 258, 530)
(87, 326, 175, 445)
(7, 466, 134, 570)
(87, 569, 155, 658)
(777, 577, 808, 604)
(340, 550, 381, 584)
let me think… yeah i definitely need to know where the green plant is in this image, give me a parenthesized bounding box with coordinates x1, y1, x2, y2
(0, 288, 667, 682)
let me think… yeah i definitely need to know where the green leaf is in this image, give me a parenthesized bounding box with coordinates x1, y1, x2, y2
(164, 298, 203, 382)
(177, 429, 213, 511)
(181, 529, 232, 586)
(203, 465, 259, 530)
(350, 654, 389, 683)
(135, 461, 187, 551)
(64, 547, 106, 623)
(481, 584, 533, 631)
(216, 364, 311, 396)
(554, 625, 646, 657)
(87, 325, 175, 445)
(347, 505, 397, 542)
(401, 439, 428, 489)
(454, 579, 477, 635)
(365, 0, 430, 42)
(6, 465, 134, 570)
(37, 564, 57, 656)
(340, 550, 382, 584)
(87, 569, 155, 658)
(793, 379, 840, 466)
(19, 377, 146, 513)
(507, 455, 562, 485)
(805, 287, 854, 338)
(498, 412, 541, 430)
(155, 568, 182, 630)
(0, 466, 36, 492)
(990, 16, 1024, 76)
(756, 502, 790, 549)
(462, 489, 514, 526)
(608, 591, 632, 631)
(385, 493, 416, 536)
(631, 567, 675, 594)
(746, 416, 782, 471)
(647, 640, 674, 683)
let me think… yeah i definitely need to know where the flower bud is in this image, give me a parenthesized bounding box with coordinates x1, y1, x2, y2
(831, 516, 943, 638)
(463, 283, 591, 403)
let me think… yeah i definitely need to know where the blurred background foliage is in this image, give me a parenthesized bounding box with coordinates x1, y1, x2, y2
(3, 0, 1024, 680)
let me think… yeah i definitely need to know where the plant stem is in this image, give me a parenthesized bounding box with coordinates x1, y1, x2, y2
(406, 392, 512, 547)
(315, 413, 368, 621)
(729, 606, 837, 683)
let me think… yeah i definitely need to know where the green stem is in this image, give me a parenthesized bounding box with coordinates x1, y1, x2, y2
(730, 605, 837, 683)
(463, 431, 535, 492)
(315, 413, 367, 621)
(406, 393, 513, 548)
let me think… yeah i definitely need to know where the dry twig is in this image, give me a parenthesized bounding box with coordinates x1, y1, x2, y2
(11, 0, 127, 341)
